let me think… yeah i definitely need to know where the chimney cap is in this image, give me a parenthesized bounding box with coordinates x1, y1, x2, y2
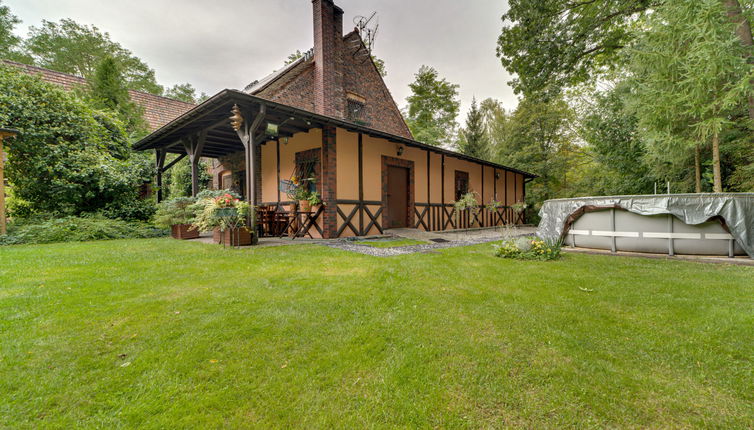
(312, 0, 344, 15)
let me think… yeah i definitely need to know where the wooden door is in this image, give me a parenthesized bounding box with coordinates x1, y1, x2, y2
(386, 166, 409, 228)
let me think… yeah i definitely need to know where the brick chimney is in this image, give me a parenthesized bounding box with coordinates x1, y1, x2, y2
(312, 0, 344, 117)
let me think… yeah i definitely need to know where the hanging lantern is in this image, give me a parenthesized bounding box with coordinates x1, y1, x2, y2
(229, 104, 244, 131)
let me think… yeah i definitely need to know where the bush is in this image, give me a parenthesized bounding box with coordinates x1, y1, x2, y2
(154, 197, 198, 228)
(493, 237, 562, 261)
(0, 215, 167, 246)
(0, 65, 155, 221)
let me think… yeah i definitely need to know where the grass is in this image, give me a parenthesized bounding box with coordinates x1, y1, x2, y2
(1, 239, 753, 428)
(352, 238, 427, 248)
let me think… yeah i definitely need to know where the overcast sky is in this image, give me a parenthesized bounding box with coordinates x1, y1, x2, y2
(7, 0, 519, 118)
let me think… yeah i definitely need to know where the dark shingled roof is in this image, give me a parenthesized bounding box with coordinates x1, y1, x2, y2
(1, 60, 195, 131)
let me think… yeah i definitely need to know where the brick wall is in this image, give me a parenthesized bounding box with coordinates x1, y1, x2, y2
(250, 1, 412, 140)
(341, 32, 413, 138)
(320, 125, 338, 238)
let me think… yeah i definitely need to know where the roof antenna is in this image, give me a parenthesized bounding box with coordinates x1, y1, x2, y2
(354, 12, 378, 55)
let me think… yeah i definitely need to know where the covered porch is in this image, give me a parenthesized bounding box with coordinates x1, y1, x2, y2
(135, 89, 387, 240)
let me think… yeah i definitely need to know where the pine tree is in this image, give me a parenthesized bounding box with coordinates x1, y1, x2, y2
(630, 0, 753, 192)
(457, 98, 490, 160)
(88, 56, 147, 135)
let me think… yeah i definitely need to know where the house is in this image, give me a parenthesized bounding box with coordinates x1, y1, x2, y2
(135, 0, 535, 239)
(1, 59, 196, 131)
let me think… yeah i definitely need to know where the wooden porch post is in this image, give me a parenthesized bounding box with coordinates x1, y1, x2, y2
(0, 129, 18, 235)
(155, 149, 166, 202)
(231, 103, 267, 244)
(183, 132, 207, 197)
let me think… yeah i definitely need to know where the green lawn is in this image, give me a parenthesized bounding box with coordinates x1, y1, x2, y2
(1, 239, 753, 428)
(352, 238, 427, 248)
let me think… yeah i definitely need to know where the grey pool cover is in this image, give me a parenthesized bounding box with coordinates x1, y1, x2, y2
(537, 193, 754, 258)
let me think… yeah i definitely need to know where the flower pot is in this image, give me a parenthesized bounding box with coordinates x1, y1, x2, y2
(214, 228, 252, 246)
(287, 203, 297, 213)
(298, 200, 311, 212)
(171, 224, 199, 240)
(215, 207, 238, 217)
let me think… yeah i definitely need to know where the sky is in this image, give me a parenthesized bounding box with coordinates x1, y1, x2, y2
(7, 0, 519, 118)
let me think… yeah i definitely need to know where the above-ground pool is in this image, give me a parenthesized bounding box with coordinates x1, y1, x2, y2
(537, 194, 754, 258)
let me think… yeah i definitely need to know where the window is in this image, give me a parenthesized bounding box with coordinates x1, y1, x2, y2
(293, 149, 321, 194)
(346, 92, 367, 124)
(347, 99, 365, 122)
(455, 171, 469, 200)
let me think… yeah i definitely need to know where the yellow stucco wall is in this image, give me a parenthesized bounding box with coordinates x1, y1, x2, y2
(261, 141, 277, 203)
(336, 129, 359, 201)
(258, 126, 527, 237)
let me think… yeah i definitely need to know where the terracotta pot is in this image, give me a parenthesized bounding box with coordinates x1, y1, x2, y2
(171, 224, 199, 240)
(214, 228, 252, 246)
(298, 200, 311, 212)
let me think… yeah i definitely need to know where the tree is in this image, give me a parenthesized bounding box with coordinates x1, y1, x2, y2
(457, 98, 490, 160)
(497, 0, 657, 97)
(165, 83, 207, 104)
(404, 65, 460, 147)
(478, 98, 510, 152)
(87, 56, 147, 136)
(576, 82, 656, 195)
(629, 0, 753, 192)
(495, 96, 579, 217)
(0, 0, 29, 62)
(23, 19, 163, 94)
(0, 65, 154, 220)
(168, 157, 211, 198)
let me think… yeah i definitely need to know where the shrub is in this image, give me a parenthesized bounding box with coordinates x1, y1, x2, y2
(0, 65, 154, 221)
(154, 197, 198, 228)
(0, 215, 167, 246)
(191, 194, 252, 233)
(493, 237, 562, 261)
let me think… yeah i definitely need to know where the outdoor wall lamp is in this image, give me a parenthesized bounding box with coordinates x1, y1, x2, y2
(397, 145, 404, 156)
(265, 122, 279, 136)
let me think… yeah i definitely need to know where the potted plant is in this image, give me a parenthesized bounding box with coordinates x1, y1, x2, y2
(154, 197, 199, 240)
(287, 176, 319, 212)
(192, 193, 254, 247)
(306, 191, 322, 210)
(485, 199, 502, 213)
(452, 191, 480, 227)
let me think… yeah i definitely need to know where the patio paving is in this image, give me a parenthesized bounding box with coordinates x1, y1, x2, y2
(188, 226, 537, 256)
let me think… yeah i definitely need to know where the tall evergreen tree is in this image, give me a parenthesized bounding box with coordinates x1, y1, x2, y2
(457, 98, 490, 160)
(88, 56, 147, 136)
(404, 65, 460, 147)
(630, 0, 753, 192)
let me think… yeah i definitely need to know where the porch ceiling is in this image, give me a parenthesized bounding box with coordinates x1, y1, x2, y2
(134, 90, 326, 158)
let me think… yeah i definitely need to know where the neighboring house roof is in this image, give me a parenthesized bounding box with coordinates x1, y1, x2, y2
(1, 59, 195, 131)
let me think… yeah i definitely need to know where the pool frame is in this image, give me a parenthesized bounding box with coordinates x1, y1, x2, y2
(563, 208, 745, 257)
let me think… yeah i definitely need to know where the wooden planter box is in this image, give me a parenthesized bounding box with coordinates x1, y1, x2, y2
(213, 228, 252, 246)
(171, 224, 199, 240)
